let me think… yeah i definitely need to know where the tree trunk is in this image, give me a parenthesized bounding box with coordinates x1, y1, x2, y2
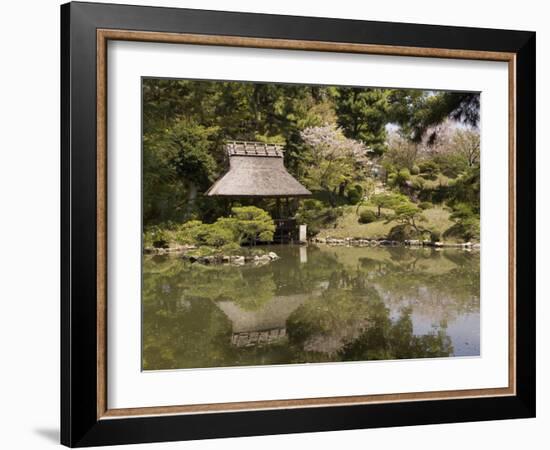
(329, 187, 338, 207)
(184, 183, 198, 217)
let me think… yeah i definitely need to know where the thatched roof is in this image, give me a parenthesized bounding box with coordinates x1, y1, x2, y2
(206, 141, 311, 198)
(216, 293, 311, 334)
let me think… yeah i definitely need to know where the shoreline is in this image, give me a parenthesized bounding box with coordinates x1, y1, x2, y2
(313, 237, 480, 249)
(144, 239, 479, 257)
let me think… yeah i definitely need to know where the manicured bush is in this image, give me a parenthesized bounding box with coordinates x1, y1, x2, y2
(386, 171, 397, 186)
(171, 206, 276, 248)
(443, 220, 479, 242)
(143, 230, 154, 248)
(449, 202, 475, 221)
(434, 153, 468, 178)
(300, 199, 325, 212)
(144, 226, 170, 248)
(410, 165, 420, 175)
(430, 230, 441, 242)
(203, 223, 236, 248)
(446, 167, 480, 213)
(460, 217, 480, 241)
(174, 220, 204, 245)
(411, 177, 425, 190)
(389, 202, 424, 228)
(444, 202, 480, 241)
(419, 160, 439, 180)
(387, 224, 421, 241)
(346, 184, 364, 205)
(398, 168, 411, 181)
(430, 184, 451, 204)
(358, 210, 377, 224)
(388, 168, 411, 188)
(369, 192, 408, 217)
(418, 201, 433, 210)
(220, 242, 241, 255)
(230, 206, 275, 244)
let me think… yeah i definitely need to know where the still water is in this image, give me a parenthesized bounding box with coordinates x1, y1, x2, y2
(142, 245, 480, 370)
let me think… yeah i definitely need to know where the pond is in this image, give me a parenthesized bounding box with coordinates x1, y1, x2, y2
(142, 245, 480, 370)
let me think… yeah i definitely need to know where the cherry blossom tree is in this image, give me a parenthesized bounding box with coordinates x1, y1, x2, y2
(300, 124, 368, 204)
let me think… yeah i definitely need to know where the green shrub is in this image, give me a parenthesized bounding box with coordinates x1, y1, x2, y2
(358, 210, 377, 224)
(346, 184, 364, 205)
(430, 184, 451, 204)
(419, 160, 439, 179)
(300, 199, 325, 212)
(443, 220, 479, 242)
(143, 230, 154, 248)
(189, 224, 212, 246)
(410, 165, 420, 175)
(220, 242, 241, 255)
(388, 168, 411, 188)
(230, 206, 275, 244)
(389, 202, 424, 225)
(411, 177, 425, 190)
(460, 217, 480, 241)
(369, 192, 408, 217)
(171, 206, 275, 248)
(398, 168, 411, 181)
(306, 224, 321, 237)
(444, 202, 480, 241)
(418, 201, 433, 210)
(434, 152, 468, 178)
(144, 226, 170, 248)
(174, 220, 205, 244)
(210, 217, 239, 242)
(386, 171, 397, 186)
(417, 186, 434, 203)
(387, 224, 421, 241)
(430, 230, 441, 242)
(295, 200, 343, 236)
(449, 202, 475, 221)
(203, 223, 236, 248)
(446, 168, 480, 213)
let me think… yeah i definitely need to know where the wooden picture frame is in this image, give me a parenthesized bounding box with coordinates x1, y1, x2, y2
(61, 1, 535, 447)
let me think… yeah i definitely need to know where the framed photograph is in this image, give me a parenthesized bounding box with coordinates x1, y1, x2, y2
(61, 1, 535, 447)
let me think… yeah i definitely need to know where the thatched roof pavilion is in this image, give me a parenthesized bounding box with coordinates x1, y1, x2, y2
(216, 291, 321, 347)
(206, 141, 311, 198)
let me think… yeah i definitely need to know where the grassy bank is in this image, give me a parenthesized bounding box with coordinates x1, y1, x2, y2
(316, 204, 466, 242)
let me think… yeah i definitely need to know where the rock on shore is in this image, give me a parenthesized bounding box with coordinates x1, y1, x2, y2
(311, 236, 479, 249)
(144, 245, 281, 265)
(182, 251, 279, 266)
(143, 244, 196, 255)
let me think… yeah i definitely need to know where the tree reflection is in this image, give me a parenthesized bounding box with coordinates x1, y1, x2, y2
(142, 246, 477, 370)
(340, 307, 453, 361)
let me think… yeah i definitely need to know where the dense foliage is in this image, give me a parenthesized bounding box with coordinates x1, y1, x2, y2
(144, 206, 275, 250)
(143, 79, 481, 244)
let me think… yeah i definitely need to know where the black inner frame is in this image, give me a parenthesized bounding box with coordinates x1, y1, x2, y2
(61, 2, 536, 447)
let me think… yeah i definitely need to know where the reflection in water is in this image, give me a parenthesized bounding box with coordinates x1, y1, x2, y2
(142, 245, 479, 370)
